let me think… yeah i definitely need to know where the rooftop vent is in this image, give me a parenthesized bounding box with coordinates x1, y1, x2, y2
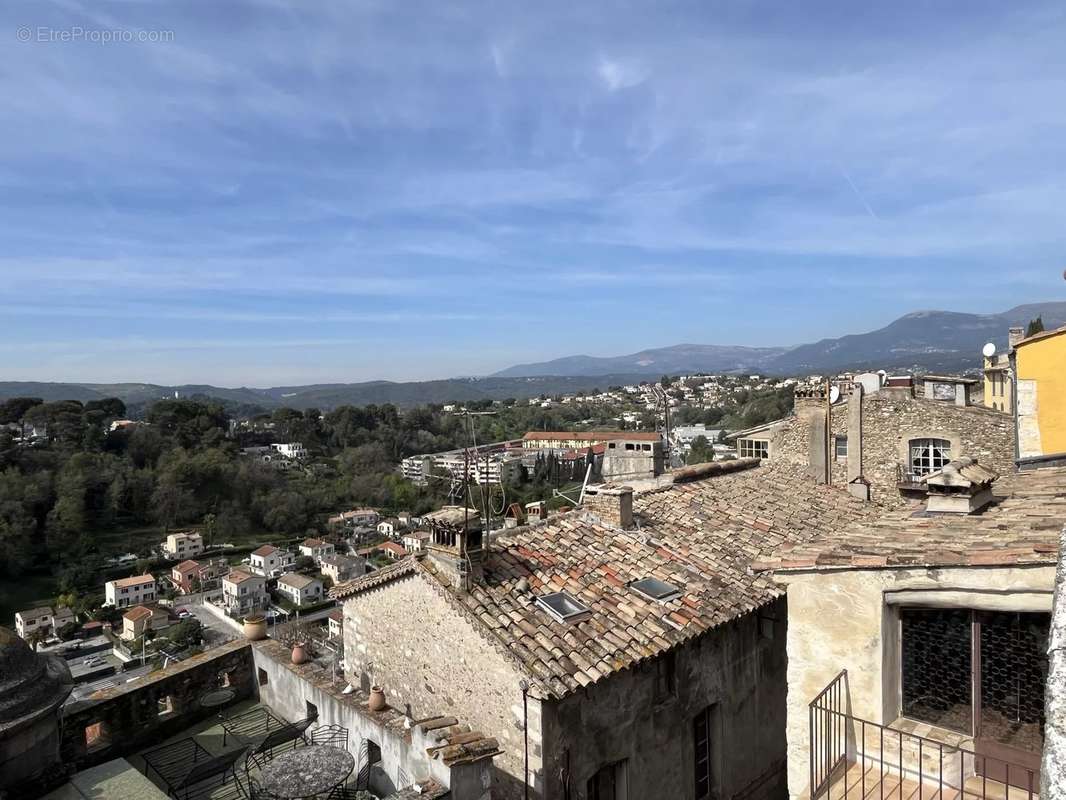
(535, 591, 592, 624)
(922, 457, 998, 514)
(629, 577, 681, 603)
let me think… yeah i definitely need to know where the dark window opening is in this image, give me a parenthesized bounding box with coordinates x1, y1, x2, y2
(694, 706, 713, 799)
(624, 443, 635, 451)
(257, 668, 268, 686)
(587, 759, 627, 800)
(305, 700, 319, 720)
(656, 650, 677, 699)
(900, 606, 1050, 754)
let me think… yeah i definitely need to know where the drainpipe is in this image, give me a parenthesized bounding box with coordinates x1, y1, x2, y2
(520, 679, 530, 800)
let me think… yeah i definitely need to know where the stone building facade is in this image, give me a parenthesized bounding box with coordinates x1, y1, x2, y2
(732, 384, 1014, 508)
(334, 460, 878, 800)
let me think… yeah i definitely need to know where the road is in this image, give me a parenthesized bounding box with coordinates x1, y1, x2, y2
(180, 601, 241, 647)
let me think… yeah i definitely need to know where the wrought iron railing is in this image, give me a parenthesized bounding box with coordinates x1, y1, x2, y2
(809, 670, 1040, 800)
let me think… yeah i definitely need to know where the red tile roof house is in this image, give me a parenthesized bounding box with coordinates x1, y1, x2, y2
(751, 461, 1066, 800)
(331, 459, 881, 799)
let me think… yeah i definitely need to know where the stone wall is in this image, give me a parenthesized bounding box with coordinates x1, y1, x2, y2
(252, 640, 494, 799)
(1043, 525, 1066, 800)
(772, 391, 1014, 508)
(60, 640, 256, 770)
(342, 573, 790, 800)
(540, 597, 789, 800)
(341, 574, 541, 799)
(777, 564, 1058, 800)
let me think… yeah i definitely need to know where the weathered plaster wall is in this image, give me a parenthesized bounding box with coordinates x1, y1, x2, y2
(540, 598, 788, 800)
(342, 575, 542, 799)
(779, 565, 1057, 800)
(251, 641, 493, 798)
(774, 392, 1014, 508)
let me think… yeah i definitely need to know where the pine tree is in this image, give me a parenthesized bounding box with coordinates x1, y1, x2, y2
(1026, 316, 1045, 337)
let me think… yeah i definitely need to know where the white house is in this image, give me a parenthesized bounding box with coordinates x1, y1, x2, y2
(221, 570, 268, 617)
(298, 538, 335, 564)
(327, 608, 343, 640)
(401, 531, 430, 553)
(14, 606, 73, 640)
(276, 573, 323, 607)
(319, 554, 366, 584)
(161, 531, 204, 560)
(105, 574, 157, 609)
(327, 508, 379, 528)
(377, 518, 398, 537)
(249, 544, 295, 577)
(271, 442, 307, 460)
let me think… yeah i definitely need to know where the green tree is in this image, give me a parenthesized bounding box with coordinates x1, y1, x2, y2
(1026, 316, 1045, 337)
(686, 435, 715, 465)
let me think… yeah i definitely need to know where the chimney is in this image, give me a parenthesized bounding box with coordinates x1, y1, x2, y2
(923, 457, 998, 515)
(583, 484, 634, 530)
(1008, 327, 1025, 350)
(425, 520, 484, 590)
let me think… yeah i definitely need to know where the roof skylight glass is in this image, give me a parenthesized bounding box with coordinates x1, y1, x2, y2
(629, 577, 681, 602)
(535, 591, 592, 623)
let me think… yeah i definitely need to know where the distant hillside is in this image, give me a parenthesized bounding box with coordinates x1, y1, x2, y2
(495, 301, 1066, 377)
(0, 374, 652, 411)
(767, 301, 1066, 374)
(5, 299, 1063, 410)
(493, 344, 787, 378)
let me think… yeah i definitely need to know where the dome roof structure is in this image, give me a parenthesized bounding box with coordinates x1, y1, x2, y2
(0, 626, 73, 735)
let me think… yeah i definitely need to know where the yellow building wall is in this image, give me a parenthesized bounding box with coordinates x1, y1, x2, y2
(1016, 331, 1066, 458)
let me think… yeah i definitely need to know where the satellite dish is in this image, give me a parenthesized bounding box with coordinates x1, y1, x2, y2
(982, 342, 997, 358)
(829, 386, 840, 404)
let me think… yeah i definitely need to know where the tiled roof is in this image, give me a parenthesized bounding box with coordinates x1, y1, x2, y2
(277, 572, 318, 589)
(17, 606, 53, 619)
(523, 430, 660, 442)
(174, 560, 200, 572)
(225, 570, 262, 585)
(302, 538, 326, 548)
(251, 545, 278, 557)
(123, 606, 153, 621)
(331, 558, 417, 598)
(378, 541, 408, 556)
(333, 462, 878, 698)
(110, 574, 155, 589)
(752, 465, 1066, 572)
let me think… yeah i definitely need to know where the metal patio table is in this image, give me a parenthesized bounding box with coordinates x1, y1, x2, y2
(257, 744, 356, 799)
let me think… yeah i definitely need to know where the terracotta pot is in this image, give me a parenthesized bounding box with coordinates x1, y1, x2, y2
(368, 685, 387, 712)
(291, 642, 309, 665)
(243, 616, 267, 641)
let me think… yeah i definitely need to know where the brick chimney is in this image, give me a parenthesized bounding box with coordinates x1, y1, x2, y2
(425, 521, 484, 590)
(583, 485, 634, 530)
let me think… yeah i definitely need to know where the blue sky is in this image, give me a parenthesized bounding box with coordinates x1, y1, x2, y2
(3, 0, 1065, 385)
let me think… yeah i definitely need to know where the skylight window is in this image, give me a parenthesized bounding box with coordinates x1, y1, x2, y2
(535, 591, 592, 623)
(629, 577, 681, 602)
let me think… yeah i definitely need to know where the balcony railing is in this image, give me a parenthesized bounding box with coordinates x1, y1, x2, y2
(810, 670, 1040, 800)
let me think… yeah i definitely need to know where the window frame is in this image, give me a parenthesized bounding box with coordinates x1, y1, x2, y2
(737, 438, 769, 460)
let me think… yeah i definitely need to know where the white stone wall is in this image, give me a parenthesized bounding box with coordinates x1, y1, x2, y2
(342, 575, 544, 799)
(779, 564, 1057, 800)
(1043, 526, 1066, 800)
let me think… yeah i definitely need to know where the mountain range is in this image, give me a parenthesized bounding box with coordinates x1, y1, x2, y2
(2, 300, 1063, 410)
(491, 301, 1066, 378)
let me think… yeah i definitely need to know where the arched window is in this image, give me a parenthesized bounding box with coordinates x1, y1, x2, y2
(909, 438, 951, 476)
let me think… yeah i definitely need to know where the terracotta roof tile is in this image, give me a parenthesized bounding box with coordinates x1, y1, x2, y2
(754, 465, 1066, 572)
